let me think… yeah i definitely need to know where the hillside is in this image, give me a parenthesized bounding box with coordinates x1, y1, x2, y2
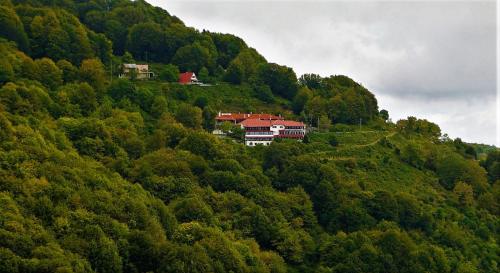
(0, 1, 498, 273)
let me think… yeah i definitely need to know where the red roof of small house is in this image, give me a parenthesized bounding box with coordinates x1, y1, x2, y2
(179, 72, 194, 84)
(239, 119, 273, 128)
(272, 120, 305, 127)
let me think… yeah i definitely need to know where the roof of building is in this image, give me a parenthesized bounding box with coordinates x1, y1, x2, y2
(179, 72, 196, 83)
(239, 119, 305, 128)
(215, 113, 283, 121)
(123, 63, 137, 68)
(239, 119, 272, 127)
(272, 120, 305, 127)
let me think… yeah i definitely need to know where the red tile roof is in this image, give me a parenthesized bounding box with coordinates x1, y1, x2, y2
(179, 72, 194, 84)
(239, 119, 272, 127)
(240, 119, 305, 128)
(272, 120, 305, 127)
(215, 113, 283, 122)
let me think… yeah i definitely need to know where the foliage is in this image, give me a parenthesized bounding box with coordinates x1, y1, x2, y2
(158, 64, 180, 82)
(379, 109, 389, 121)
(257, 62, 299, 99)
(481, 150, 500, 182)
(172, 42, 215, 74)
(34, 57, 62, 90)
(0, 5, 29, 52)
(300, 74, 380, 126)
(0, 1, 497, 273)
(79, 58, 106, 93)
(175, 103, 203, 129)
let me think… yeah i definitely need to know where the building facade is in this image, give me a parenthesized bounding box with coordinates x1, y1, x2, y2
(240, 119, 306, 146)
(119, 64, 154, 79)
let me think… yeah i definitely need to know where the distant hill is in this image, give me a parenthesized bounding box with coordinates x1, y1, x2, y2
(0, 1, 498, 273)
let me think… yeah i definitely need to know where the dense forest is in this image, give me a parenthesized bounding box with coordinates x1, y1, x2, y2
(0, 0, 498, 272)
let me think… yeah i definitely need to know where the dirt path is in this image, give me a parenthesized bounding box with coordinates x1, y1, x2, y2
(314, 131, 398, 160)
(352, 131, 397, 148)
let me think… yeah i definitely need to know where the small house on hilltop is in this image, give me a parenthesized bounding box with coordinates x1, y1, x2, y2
(119, 64, 154, 79)
(179, 72, 199, 84)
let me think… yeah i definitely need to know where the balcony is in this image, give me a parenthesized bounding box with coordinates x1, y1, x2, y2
(245, 131, 273, 136)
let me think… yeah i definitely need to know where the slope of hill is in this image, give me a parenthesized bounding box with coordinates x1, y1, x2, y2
(0, 1, 498, 273)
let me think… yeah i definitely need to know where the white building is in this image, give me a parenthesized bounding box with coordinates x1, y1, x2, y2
(119, 64, 154, 79)
(239, 119, 306, 146)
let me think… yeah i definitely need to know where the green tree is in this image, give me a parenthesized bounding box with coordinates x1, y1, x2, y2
(79, 58, 106, 93)
(379, 109, 389, 121)
(163, 22, 197, 61)
(178, 132, 218, 159)
(34, 57, 63, 90)
(0, 5, 29, 52)
(158, 64, 180, 82)
(151, 96, 168, 118)
(29, 10, 93, 63)
(107, 78, 135, 101)
(127, 22, 166, 62)
(89, 31, 113, 64)
(436, 153, 488, 192)
(225, 48, 266, 83)
(173, 195, 214, 223)
(198, 66, 209, 82)
(202, 106, 216, 131)
(400, 142, 426, 169)
(366, 190, 399, 222)
(481, 150, 500, 182)
(0, 247, 20, 273)
(292, 87, 313, 114)
(104, 19, 128, 55)
(175, 104, 202, 129)
(253, 84, 275, 103)
(318, 115, 332, 132)
(56, 59, 78, 83)
(59, 82, 97, 115)
(19, 54, 36, 79)
(0, 112, 14, 142)
(172, 42, 212, 73)
(453, 181, 474, 207)
(210, 32, 247, 68)
(0, 58, 14, 84)
(328, 135, 339, 147)
(299, 73, 323, 89)
(194, 96, 208, 109)
(257, 63, 299, 99)
(224, 59, 244, 84)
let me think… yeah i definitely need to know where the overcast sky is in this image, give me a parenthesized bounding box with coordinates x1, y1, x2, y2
(148, 0, 497, 146)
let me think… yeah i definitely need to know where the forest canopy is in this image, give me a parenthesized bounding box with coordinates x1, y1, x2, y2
(0, 1, 497, 273)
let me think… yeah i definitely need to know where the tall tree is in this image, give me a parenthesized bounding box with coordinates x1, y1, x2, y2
(257, 63, 299, 99)
(127, 22, 166, 62)
(79, 58, 106, 94)
(172, 42, 212, 73)
(34, 57, 62, 90)
(0, 5, 29, 52)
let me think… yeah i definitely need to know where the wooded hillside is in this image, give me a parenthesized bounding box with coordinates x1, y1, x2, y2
(0, 1, 498, 273)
